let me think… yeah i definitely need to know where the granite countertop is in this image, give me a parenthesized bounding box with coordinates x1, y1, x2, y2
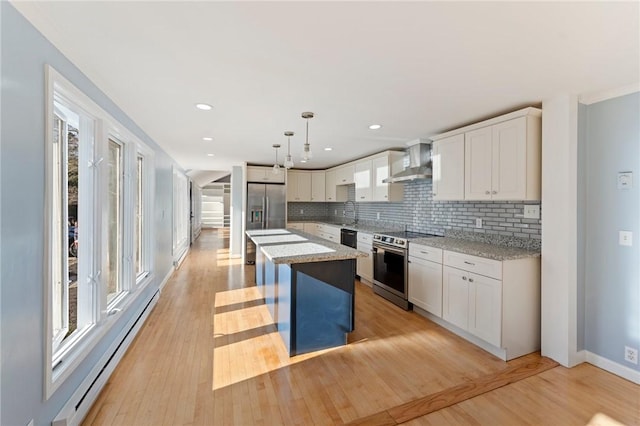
(410, 236, 540, 261)
(288, 219, 393, 235)
(246, 229, 368, 265)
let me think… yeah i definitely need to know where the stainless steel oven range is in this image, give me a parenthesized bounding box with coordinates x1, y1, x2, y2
(372, 231, 437, 310)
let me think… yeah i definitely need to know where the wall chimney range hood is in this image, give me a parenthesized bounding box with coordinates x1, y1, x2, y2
(383, 140, 432, 183)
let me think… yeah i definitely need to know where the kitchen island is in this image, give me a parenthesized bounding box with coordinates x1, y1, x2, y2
(246, 229, 367, 356)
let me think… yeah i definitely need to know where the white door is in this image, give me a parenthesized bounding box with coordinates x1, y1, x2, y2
(432, 134, 465, 200)
(464, 127, 493, 200)
(468, 273, 502, 347)
(492, 117, 527, 200)
(442, 266, 470, 330)
(408, 257, 443, 317)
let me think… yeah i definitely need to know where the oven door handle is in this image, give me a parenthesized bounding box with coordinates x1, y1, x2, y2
(372, 244, 406, 257)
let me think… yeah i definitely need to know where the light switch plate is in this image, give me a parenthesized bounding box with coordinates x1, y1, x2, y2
(619, 231, 633, 246)
(523, 205, 540, 219)
(618, 172, 633, 190)
(475, 218, 482, 228)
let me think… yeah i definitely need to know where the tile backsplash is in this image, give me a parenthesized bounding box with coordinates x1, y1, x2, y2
(287, 180, 541, 241)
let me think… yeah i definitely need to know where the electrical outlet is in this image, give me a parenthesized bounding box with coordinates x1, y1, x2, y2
(619, 231, 633, 246)
(523, 205, 540, 219)
(624, 346, 638, 364)
(300, 209, 304, 215)
(334, 209, 337, 215)
(475, 218, 482, 228)
(376, 212, 380, 220)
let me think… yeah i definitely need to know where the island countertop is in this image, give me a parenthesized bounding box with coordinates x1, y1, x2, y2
(246, 229, 368, 265)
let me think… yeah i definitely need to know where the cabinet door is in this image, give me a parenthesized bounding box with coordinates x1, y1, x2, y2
(297, 172, 312, 201)
(408, 257, 443, 317)
(468, 273, 502, 347)
(492, 117, 527, 200)
(303, 222, 317, 235)
(432, 134, 465, 200)
(464, 127, 493, 200)
(356, 241, 373, 283)
(336, 164, 355, 185)
(442, 266, 470, 330)
(311, 171, 326, 202)
(354, 160, 373, 201)
(325, 169, 337, 201)
(286, 171, 299, 200)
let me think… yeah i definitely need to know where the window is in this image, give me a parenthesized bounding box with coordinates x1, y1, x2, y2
(45, 66, 155, 397)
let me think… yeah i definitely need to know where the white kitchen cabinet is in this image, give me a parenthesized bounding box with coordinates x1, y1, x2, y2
(325, 169, 337, 201)
(432, 134, 465, 200)
(372, 152, 404, 202)
(286, 170, 312, 202)
(316, 223, 340, 243)
(336, 164, 355, 185)
(408, 244, 443, 317)
(311, 171, 326, 202)
(303, 222, 318, 235)
(356, 232, 373, 285)
(439, 249, 540, 360)
(430, 107, 541, 201)
(287, 222, 304, 231)
(465, 116, 540, 201)
(354, 160, 373, 201)
(247, 165, 285, 183)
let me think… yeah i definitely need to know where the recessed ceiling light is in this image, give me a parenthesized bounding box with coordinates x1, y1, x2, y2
(195, 103, 213, 111)
(202, 137, 213, 141)
(207, 153, 215, 157)
(324, 147, 333, 151)
(369, 124, 382, 130)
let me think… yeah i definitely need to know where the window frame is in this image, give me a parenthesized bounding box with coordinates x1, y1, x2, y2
(44, 66, 155, 399)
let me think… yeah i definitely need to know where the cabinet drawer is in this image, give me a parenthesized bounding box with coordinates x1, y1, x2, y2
(287, 222, 304, 230)
(443, 250, 502, 280)
(409, 244, 442, 263)
(357, 232, 373, 244)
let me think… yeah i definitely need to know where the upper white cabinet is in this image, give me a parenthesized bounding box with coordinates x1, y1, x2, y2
(325, 169, 337, 201)
(432, 134, 465, 200)
(247, 165, 285, 183)
(311, 171, 326, 202)
(372, 152, 404, 202)
(286, 170, 312, 202)
(354, 160, 373, 201)
(354, 152, 404, 202)
(430, 107, 541, 201)
(336, 164, 355, 185)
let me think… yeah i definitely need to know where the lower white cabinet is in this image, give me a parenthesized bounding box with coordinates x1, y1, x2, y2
(442, 265, 501, 347)
(356, 232, 373, 285)
(408, 244, 443, 317)
(286, 222, 304, 231)
(316, 223, 340, 243)
(303, 222, 318, 235)
(417, 247, 540, 361)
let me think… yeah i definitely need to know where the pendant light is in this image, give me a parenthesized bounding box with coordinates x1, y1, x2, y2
(272, 144, 281, 175)
(301, 112, 314, 161)
(283, 131, 294, 169)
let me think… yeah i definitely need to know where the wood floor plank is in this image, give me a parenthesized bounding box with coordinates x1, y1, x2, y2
(83, 229, 639, 426)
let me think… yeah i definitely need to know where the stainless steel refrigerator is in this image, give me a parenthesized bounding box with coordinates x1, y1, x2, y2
(245, 183, 286, 264)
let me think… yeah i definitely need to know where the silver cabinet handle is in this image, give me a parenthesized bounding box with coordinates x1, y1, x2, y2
(492, 191, 497, 194)
(469, 278, 474, 283)
(485, 190, 490, 195)
(462, 276, 467, 281)
(464, 261, 475, 266)
(420, 251, 430, 254)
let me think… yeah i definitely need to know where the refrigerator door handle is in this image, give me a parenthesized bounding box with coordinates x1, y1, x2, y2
(265, 196, 269, 229)
(262, 196, 267, 229)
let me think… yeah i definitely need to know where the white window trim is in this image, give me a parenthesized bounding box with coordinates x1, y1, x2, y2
(44, 65, 156, 399)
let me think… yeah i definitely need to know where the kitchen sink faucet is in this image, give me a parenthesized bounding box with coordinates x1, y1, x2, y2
(343, 200, 358, 224)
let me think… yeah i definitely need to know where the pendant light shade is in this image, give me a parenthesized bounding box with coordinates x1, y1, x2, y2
(301, 112, 314, 161)
(284, 131, 294, 169)
(272, 144, 281, 175)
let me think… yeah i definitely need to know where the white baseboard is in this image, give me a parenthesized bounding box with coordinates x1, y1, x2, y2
(158, 267, 174, 293)
(53, 291, 160, 425)
(584, 351, 640, 384)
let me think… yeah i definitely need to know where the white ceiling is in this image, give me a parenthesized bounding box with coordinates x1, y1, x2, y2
(12, 1, 640, 179)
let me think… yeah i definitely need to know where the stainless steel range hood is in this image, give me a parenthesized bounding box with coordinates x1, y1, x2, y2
(383, 141, 432, 183)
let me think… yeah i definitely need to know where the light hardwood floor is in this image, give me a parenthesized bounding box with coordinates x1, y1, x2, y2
(83, 229, 640, 425)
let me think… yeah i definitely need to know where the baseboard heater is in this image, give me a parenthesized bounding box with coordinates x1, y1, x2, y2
(52, 290, 160, 426)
